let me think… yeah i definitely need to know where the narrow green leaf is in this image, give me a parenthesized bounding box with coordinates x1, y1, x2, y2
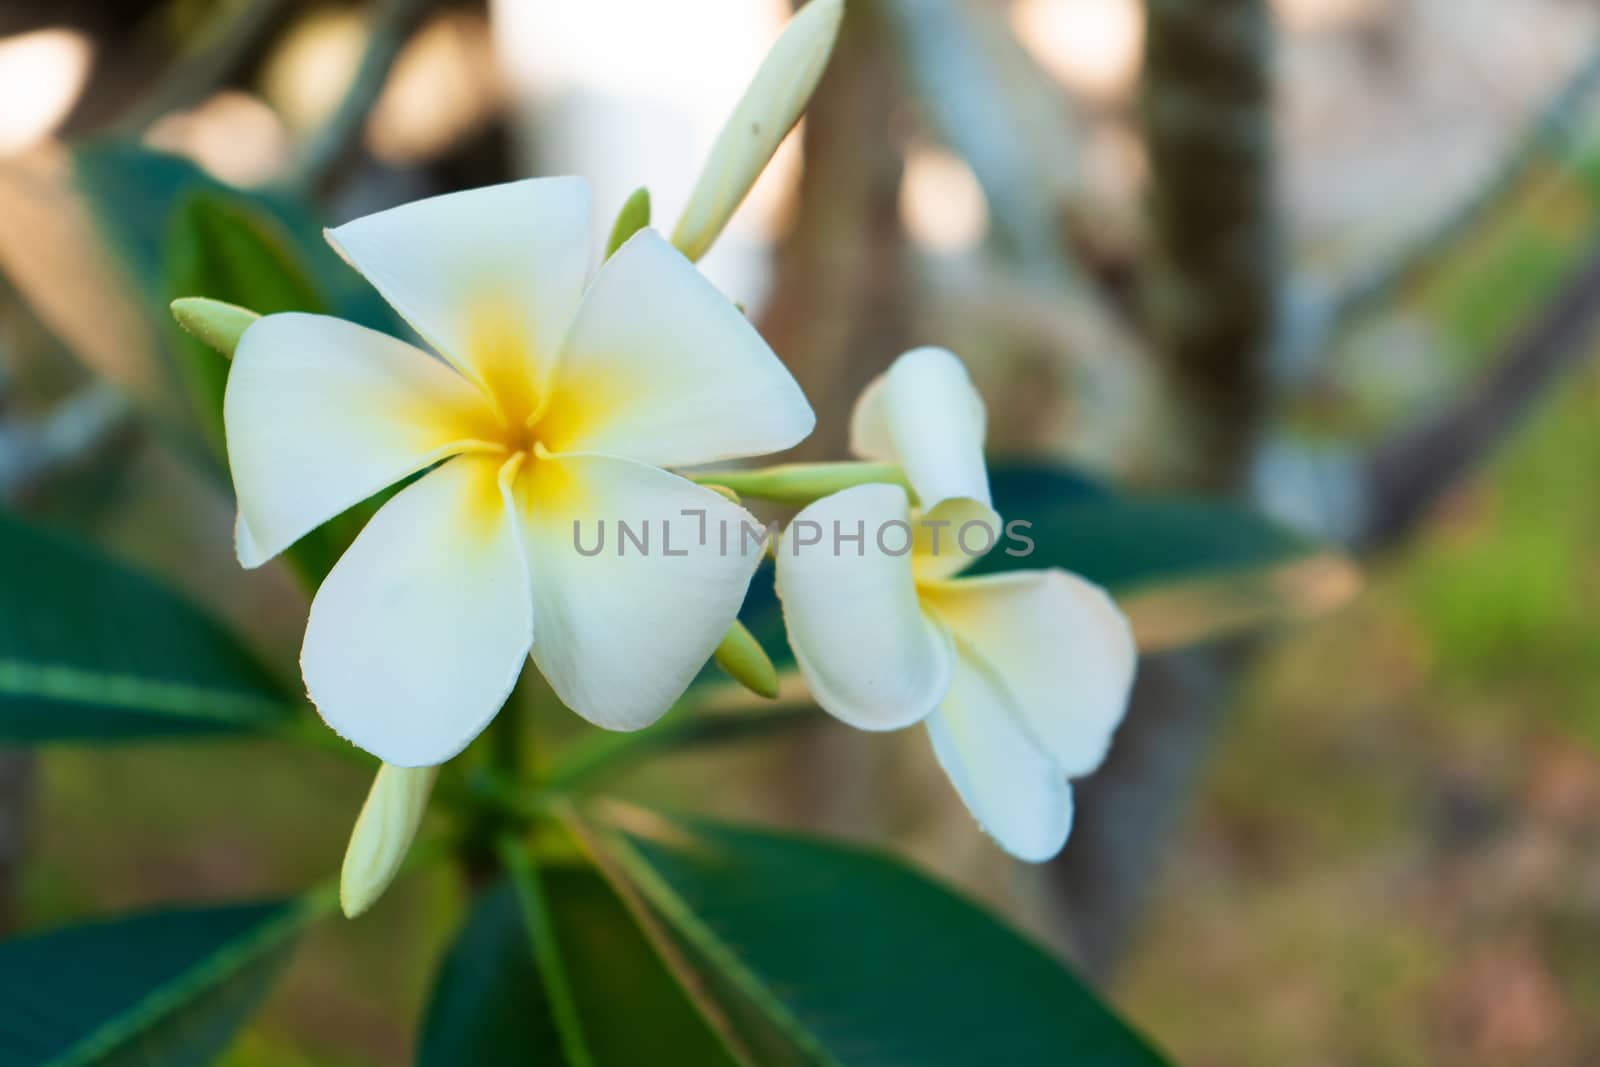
(547, 704, 814, 792)
(418, 858, 745, 1067)
(501, 840, 595, 1067)
(604, 187, 651, 260)
(0, 897, 324, 1067)
(580, 807, 1173, 1066)
(0, 510, 294, 741)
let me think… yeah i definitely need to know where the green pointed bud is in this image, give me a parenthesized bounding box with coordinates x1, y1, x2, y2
(672, 0, 845, 261)
(341, 763, 438, 918)
(702, 483, 741, 504)
(691, 460, 909, 507)
(605, 187, 652, 260)
(169, 297, 260, 359)
(714, 620, 779, 699)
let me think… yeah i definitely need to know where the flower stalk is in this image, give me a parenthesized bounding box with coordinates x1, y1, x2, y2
(689, 460, 910, 506)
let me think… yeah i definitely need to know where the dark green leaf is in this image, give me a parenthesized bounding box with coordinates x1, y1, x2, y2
(0, 510, 294, 741)
(582, 807, 1173, 1067)
(977, 472, 1312, 590)
(0, 898, 319, 1067)
(159, 187, 397, 587)
(73, 140, 391, 480)
(418, 863, 744, 1067)
(76, 142, 414, 588)
(162, 190, 325, 456)
(74, 141, 395, 333)
(736, 459, 1315, 665)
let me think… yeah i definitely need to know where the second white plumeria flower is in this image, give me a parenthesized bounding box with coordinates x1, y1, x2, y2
(227, 177, 814, 766)
(775, 347, 1135, 860)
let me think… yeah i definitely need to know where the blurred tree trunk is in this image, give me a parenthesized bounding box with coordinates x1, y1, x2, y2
(757, 0, 920, 829)
(1138, 0, 1280, 491)
(1054, 0, 1281, 976)
(759, 0, 914, 462)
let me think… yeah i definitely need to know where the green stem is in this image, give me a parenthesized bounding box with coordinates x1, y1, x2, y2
(491, 691, 527, 780)
(689, 460, 909, 505)
(546, 696, 814, 793)
(498, 835, 596, 1067)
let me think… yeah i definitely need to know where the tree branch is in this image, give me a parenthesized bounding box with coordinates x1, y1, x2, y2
(1051, 0, 1281, 979)
(117, 0, 297, 133)
(1333, 40, 1600, 328)
(0, 381, 134, 505)
(1358, 232, 1600, 549)
(1137, 0, 1281, 489)
(281, 0, 434, 194)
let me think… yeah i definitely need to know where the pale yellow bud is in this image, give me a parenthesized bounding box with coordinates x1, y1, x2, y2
(340, 763, 438, 918)
(671, 0, 845, 261)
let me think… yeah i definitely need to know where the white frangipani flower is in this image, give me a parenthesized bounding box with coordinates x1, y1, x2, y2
(227, 177, 814, 767)
(775, 347, 1135, 860)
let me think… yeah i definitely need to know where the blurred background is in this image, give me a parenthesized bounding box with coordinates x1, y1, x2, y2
(2, 0, 1600, 1063)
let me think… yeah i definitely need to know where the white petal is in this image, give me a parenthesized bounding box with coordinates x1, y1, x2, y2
(926, 651, 1074, 863)
(325, 177, 592, 419)
(516, 452, 763, 731)
(302, 455, 532, 767)
(921, 570, 1136, 777)
(535, 230, 814, 467)
(850, 346, 991, 515)
(225, 313, 498, 566)
(775, 484, 953, 731)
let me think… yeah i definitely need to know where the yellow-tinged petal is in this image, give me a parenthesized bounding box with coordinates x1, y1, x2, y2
(536, 230, 814, 467)
(672, 0, 845, 261)
(926, 648, 1074, 863)
(910, 497, 1003, 583)
(325, 177, 592, 420)
(775, 484, 953, 731)
(341, 763, 437, 918)
(920, 570, 1136, 778)
(302, 455, 532, 767)
(225, 313, 500, 567)
(514, 451, 764, 731)
(851, 345, 992, 517)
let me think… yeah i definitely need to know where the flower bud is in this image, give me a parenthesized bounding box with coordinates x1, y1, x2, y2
(340, 763, 438, 918)
(605, 186, 652, 260)
(671, 0, 845, 261)
(714, 619, 779, 699)
(169, 297, 259, 358)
